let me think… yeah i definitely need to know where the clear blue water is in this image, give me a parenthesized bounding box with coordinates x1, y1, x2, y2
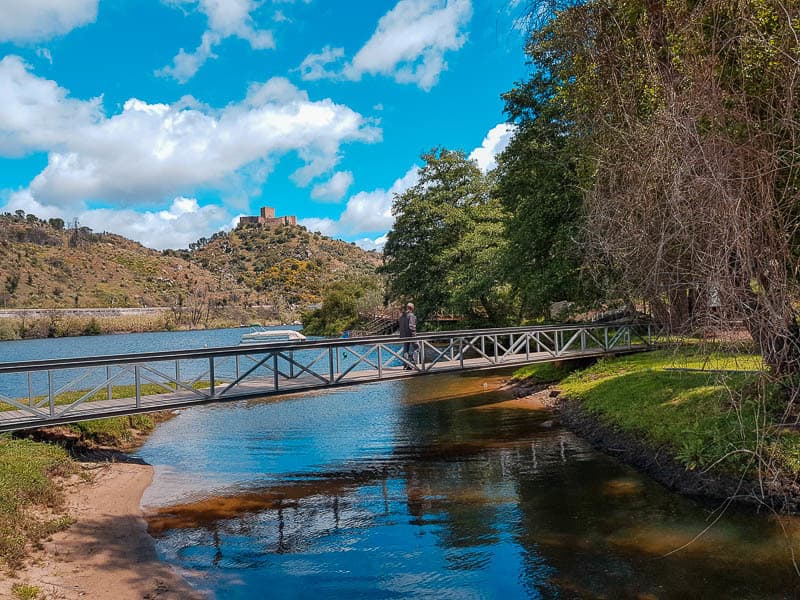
(136, 370, 800, 599)
(4, 329, 799, 597)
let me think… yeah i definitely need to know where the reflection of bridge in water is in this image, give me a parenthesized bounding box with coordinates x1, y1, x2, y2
(0, 323, 651, 432)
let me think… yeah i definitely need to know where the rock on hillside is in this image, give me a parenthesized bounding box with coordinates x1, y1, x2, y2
(0, 214, 246, 309)
(187, 222, 382, 305)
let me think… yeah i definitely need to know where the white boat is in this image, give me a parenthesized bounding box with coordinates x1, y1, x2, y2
(240, 329, 307, 345)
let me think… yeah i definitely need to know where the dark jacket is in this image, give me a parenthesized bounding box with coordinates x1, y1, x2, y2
(398, 312, 417, 337)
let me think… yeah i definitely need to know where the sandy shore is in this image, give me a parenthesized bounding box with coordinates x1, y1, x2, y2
(1, 460, 205, 600)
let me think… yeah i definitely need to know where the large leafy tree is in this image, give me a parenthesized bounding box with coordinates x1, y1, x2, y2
(522, 0, 800, 375)
(382, 148, 514, 324)
(495, 72, 591, 318)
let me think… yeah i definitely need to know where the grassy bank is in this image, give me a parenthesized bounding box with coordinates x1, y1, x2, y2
(0, 410, 168, 573)
(515, 349, 800, 493)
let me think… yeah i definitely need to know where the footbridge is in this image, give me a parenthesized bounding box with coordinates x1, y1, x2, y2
(0, 323, 652, 432)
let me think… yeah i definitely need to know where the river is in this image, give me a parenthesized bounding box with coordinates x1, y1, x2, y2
(2, 328, 800, 597)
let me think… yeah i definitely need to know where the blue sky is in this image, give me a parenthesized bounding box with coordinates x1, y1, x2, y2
(0, 1, 527, 250)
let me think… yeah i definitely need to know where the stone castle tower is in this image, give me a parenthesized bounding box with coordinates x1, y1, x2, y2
(239, 206, 297, 227)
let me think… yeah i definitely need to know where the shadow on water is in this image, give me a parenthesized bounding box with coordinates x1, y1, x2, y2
(137, 370, 800, 599)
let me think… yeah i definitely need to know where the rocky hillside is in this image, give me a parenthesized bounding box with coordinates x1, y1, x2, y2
(0, 214, 246, 309)
(0, 213, 381, 311)
(184, 222, 382, 306)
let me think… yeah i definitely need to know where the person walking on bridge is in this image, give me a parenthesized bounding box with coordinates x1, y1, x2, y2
(398, 302, 418, 369)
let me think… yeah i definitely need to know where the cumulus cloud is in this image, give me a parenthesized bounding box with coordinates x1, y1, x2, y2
(298, 46, 345, 82)
(0, 57, 380, 206)
(299, 165, 419, 237)
(298, 0, 472, 91)
(354, 234, 388, 252)
(469, 123, 516, 172)
(0, 0, 98, 43)
(310, 171, 353, 202)
(297, 216, 338, 237)
(78, 197, 231, 250)
(1, 189, 233, 250)
(159, 0, 275, 82)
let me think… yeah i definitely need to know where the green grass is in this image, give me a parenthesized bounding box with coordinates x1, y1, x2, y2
(11, 584, 41, 600)
(1, 380, 216, 446)
(513, 361, 574, 384)
(516, 349, 800, 476)
(0, 438, 75, 567)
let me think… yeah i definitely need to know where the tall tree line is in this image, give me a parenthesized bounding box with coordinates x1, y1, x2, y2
(383, 0, 800, 385)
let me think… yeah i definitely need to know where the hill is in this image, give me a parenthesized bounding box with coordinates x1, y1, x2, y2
(184, 221, 383, 307)
(0, 213, 246, 310)
(0, 213, 382, 316)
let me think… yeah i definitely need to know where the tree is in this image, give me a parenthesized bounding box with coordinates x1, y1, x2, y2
(496, 71, 591, 318)
(382, 148, 514, 323)
(48, 218, 65, 230)
(522, 0, 800, 376)
(301, 276, 383, 336)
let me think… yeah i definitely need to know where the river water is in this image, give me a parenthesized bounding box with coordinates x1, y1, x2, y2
(2, 328, 800, 597)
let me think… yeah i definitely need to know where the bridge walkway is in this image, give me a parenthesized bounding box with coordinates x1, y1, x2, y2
(0, 323, 651, 432)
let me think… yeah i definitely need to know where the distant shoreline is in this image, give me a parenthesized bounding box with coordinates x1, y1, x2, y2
(0, 306, 172, 319)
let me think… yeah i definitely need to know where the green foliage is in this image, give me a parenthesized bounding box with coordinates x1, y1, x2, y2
(302, 276, 384, 336)
(382, 148, 516, 324)
(12, 584, 41, 600)
(82, 318, 102, 336)
(69, 414, 155, 446)
(556, 350, 797, 475)
(514, 361, 573, 384)
(496, 71, 593, 316)
(0, 439, 73, 566)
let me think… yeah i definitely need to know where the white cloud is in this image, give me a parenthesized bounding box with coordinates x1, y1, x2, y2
(354, 234, 388, 252)
(348, 0, 472, 90)
(0, 0, 98, 43)
(310, 171, 353, 202)
(159, 0, 275, 82)
(2, 188, 62, 220)
(297, 216, 338, 237)
(298, 46, 345, 81)
(78, 197, 230, 250)
(469, 123, 516, 172)
(0, 57, 381, 206)
(36, 48, 53, 64)
(299, 0, 472, 91)
(156, 31, 219, 84)
(299, 165, 419, 239)
(1, 189, 232, 250)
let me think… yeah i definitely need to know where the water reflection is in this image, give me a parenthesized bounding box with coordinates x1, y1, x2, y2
(138, 371, 800, 599)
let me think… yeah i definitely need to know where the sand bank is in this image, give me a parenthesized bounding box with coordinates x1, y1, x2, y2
(1, 460, 204, 600)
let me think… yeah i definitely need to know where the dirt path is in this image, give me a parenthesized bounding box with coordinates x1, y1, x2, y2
(1, 462, 205, 600)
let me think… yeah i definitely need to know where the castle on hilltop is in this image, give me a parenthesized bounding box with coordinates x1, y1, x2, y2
(239, 206, 297, 227)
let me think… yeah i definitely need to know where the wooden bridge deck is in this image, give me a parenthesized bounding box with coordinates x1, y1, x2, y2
(0, 324, 652, 432)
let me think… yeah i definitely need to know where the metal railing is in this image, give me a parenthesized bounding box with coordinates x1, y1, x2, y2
(0, 322, 652, 431)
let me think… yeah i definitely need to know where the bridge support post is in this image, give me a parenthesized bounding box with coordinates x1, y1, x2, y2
(328, 347, 335, 383)
(208, 358, 215, 397)
(48, 371, 54, 417)
(106, 366, 113, 401)
(27, 372, 33, 408)
(378, 346, 383, 378)
(273, 354, 279, 390)
(135, 365, 141, 408)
